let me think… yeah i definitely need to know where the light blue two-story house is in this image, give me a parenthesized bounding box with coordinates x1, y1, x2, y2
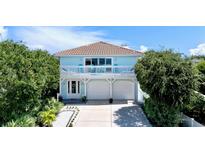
(55, 41, 143, 103)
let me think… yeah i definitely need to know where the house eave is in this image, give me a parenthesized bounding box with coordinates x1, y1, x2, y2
(55, 54, 143, 57)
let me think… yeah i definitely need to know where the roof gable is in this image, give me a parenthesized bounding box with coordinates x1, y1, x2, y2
(55, 41, 143, 56)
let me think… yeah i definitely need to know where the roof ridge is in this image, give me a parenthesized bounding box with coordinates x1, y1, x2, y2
(98, 41, 142, 53)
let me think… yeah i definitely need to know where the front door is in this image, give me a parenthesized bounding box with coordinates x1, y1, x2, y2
(67, 80, 81, 99)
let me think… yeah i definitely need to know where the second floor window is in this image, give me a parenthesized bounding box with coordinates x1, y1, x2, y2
(85, 58, 112, 66)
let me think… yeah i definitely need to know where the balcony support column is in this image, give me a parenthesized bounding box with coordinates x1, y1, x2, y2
(107, 78, 116, 99)
(59, 78, 61, 95)
(82, 78, 90, 97)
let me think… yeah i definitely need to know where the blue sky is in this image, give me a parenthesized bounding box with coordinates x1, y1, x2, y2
(1, 26, 205, 55)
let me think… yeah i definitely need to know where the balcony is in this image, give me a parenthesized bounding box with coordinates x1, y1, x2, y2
(61, 65, 135, 75)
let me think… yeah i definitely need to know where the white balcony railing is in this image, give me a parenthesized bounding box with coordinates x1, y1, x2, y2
(61, 66, 135, 74)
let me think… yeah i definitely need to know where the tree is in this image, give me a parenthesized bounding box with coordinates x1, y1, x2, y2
(195, 60, 205, 94)
(135, 50, 198, 126)
(135, 50, 198, 107)
(0, 40, 59, 124)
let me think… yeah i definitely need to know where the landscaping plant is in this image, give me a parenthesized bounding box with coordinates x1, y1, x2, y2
(136, 50, 198, 126)
(109, 98, 113, 104)
(0, 40, 60, 126)
(3, 115, 36, 127)
(183, 92, 205, 125)
(38, 110, 56, 127)
(42, 97, 64, 114)
(81, 96, 87, 103)
(144, 98, 181, 127)
(195, 60, 205, 94)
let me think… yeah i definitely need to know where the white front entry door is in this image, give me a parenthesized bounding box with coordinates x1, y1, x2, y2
(87, 80, 110, 99)
(113, 80, 135, 100)
(67, 80, 81, 99)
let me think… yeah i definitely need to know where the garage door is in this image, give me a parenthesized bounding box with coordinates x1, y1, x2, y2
(113, 80, 134, 100)
(87, 80, 110, 99)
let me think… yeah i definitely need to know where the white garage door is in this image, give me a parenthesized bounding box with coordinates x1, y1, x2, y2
(113, 80, 135, 100)
(87, 80, 110, 99)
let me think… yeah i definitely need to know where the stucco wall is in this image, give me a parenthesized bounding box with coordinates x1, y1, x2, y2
(60, 56, 139, 66)
(113, 56, 138, 66)
(60, 55, 140, 100)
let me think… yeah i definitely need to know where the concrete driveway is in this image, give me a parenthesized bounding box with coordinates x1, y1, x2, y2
(74, 103, 151, 127)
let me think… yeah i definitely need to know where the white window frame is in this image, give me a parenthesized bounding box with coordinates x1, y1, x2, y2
(67, 80, 81, 94)
(84, 57, 113, 66)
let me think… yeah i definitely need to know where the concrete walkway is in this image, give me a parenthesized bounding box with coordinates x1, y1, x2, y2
(52, 109, 74, 127)
(74, 103, 151, 127)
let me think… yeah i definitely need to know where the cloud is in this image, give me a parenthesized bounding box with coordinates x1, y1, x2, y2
(139, 45, 148, 52)
(190, 43, 205, 56)
(11, 27, 124, 54)
(0, 26, 8, 41)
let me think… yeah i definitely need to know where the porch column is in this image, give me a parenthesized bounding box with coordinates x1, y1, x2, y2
(110, 81, 112, 98)
(82, 78, 90, 97)
(107, 78, 116, 98)
(60, 78, 66, 95)
(84, 82, 87, 96)
(59, 78, 61, 95)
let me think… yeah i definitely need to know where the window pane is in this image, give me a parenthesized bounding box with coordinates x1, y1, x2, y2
(106, 58, 112, 65)
(78, 81, 80, 93)
(72, 81, 76, 93)
(92, 58, 98, 65)
(99, 58, 105, 65)
(68, 81, 70, 94)
(85, 59, 91, 65)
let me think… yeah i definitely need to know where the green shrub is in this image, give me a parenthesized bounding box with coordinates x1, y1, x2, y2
(109, 98, 113, 104)
(81, 96, 87, 103)
(58, 95, 63, 102)
(135, 50, 198, 127)
(3, 115, 36, 127)
(195, 60, 205, 94)
(42, 97, 64, 114)
(135, 50, 198, 106)
(0, 40, 59, 124)
(183, 92, 205, 124)
(144, 98, 181, 127)
(38, 110, 56, 127)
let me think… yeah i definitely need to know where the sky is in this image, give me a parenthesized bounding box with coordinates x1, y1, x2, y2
(0, 26, 205, 56)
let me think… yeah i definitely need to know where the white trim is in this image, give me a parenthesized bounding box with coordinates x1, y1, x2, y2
(57, 54, 142, 57)
(61, 65, 134, 75)
(82, 78, 90, 97)
(84, 82, 87, 97)
(67, 80, 81, 98)
(61, 74, 136, 81)
(59, 79, 61, 95)
(59, 64, 61, 95)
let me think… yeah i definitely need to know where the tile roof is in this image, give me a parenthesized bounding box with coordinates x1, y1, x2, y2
(55, 41, 143, 56)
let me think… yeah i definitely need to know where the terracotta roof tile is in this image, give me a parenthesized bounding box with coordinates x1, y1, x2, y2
(55, 41, 143, 56)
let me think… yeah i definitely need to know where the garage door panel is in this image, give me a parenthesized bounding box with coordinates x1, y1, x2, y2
(113, 80, 134, 100)
(87, 80, 110, 99)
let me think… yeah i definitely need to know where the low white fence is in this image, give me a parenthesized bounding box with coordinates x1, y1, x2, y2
(140, 89, 204, 127)
(137, 84, 149, 103)
(181, 114, 204, 127)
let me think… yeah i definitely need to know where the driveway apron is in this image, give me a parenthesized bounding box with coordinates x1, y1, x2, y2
(74, 103, 151, 127)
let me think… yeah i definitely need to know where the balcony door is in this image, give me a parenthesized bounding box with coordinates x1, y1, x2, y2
(67, 80, 81, 99)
